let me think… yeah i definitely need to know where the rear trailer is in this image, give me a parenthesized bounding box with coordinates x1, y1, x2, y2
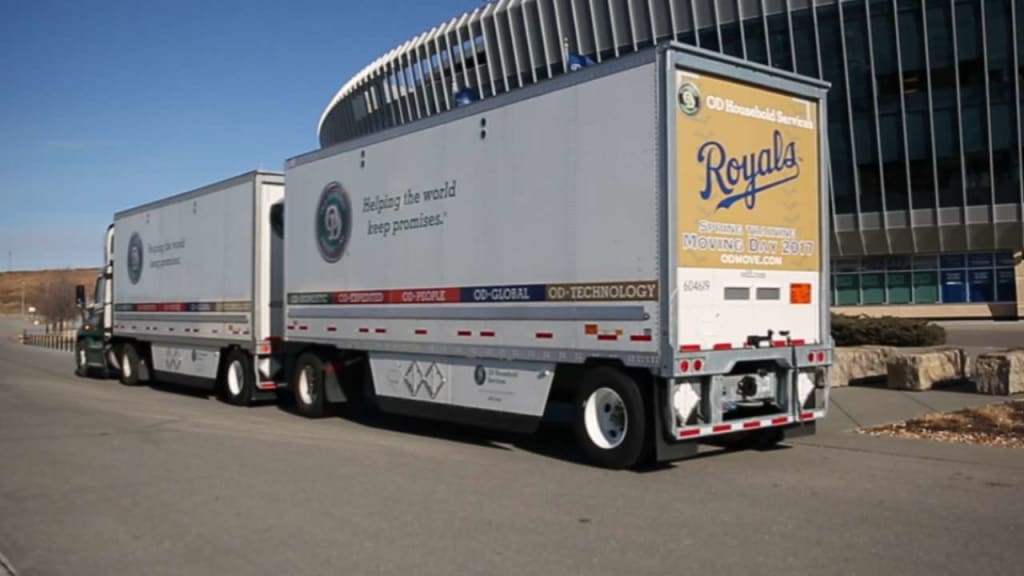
(283, 43, 831, 468)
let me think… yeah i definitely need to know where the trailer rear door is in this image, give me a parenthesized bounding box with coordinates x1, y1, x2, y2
(670, 61, 826, 352)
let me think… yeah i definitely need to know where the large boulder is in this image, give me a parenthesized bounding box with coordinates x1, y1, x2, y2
(974, 351, 1024, 396)
(886, 348, 964, 391)
(831, 346, 896, 387)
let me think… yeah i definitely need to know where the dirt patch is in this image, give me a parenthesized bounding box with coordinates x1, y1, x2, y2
(861, 401, 1024, 448)
(0, 269, 99, 315)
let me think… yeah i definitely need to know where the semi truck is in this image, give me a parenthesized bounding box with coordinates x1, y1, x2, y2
(75, 43, 831, 468)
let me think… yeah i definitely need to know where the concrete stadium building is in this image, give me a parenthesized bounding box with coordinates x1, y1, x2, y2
(318, 0, 1024, 319)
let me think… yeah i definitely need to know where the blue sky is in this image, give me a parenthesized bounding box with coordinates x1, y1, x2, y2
(0, 0, 479, 270)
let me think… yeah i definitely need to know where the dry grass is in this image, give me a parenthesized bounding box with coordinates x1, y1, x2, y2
(862, 401, 1024, 448)
(0, 269, 99, 316)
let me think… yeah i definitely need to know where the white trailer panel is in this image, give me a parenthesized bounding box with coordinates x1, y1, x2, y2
(112, 171, 284, 361)
(285, 57, 661, 365)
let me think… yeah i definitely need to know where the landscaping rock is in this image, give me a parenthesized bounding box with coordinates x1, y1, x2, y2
(886, 348, 964, 391)
(831, 346, 896, 387)
(974, 351, 1024, 396)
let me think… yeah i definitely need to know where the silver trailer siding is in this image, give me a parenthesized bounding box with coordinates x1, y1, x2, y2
(110, 171, 284, 396)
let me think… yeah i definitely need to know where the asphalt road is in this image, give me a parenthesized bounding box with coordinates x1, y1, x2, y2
(1, 319, 1022, 576)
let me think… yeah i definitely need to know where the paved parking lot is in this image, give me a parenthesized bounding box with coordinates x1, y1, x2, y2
(1, 318, 1022, 576)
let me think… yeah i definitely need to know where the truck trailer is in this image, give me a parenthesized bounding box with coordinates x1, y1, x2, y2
(76, 171, 285, 405)
(76, 43, 831, 468)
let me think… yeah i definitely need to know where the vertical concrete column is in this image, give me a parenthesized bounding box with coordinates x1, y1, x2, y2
(1015, 252, 1024, 319)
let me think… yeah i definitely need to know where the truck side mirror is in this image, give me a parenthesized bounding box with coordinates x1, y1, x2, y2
(75, 284, 86, 309)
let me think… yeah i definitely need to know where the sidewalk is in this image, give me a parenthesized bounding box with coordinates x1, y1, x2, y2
(820, 386, 1009, 434)
(791, 386, 1024, 471)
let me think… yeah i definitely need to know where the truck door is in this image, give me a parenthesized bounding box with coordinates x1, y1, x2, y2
(672, 65, 824, 351)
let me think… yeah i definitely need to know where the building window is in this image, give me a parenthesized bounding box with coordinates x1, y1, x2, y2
(830, 253, 1016, 306)
(835, 274, 861, 306)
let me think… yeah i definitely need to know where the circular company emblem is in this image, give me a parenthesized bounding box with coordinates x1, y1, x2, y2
(315, 182, 352, 263)
(127, 232, 144, 285)
(677, 83, 701, 116)
(474, 365, 487, 386)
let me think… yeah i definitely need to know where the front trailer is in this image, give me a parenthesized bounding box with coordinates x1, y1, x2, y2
(279, 43, 831, 469)
(97, 171, 286, 405)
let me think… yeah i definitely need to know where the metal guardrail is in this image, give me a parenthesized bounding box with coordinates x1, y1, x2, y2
(21, 329, 76, 352)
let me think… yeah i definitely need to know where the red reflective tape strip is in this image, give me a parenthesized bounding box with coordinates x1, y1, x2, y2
(265, 336, 281, 342)
(743, 421, 762, 429)
(800, 412, 815, 421)
(457, 330, 472, 337)
(630, 334, 652, 342)
(375, 328, 387, 334)
(791, 339, 806, 346)
(480, 330, 496, 338)
(679, 344, 701, 352)
(298, 326, 308, 331)
(258, 382, 276, 390)
(712, 424, 732, 433)
(535, 332, 553, 339)
(414, 329, 428, 335)
(358, 328, 369, 333)
(679, 429, 701, 438)
(326, 326, 337, 332)
(597, 334, 618, 341)
(772, 416, 791, 426)
(772, 340, 787, 347)
(713, 343, 732, 350)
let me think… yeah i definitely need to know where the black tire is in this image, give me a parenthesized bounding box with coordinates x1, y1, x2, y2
(573, 367, 650, 469)
(219, 349, 254, 406)
(74, 341, 89, 377)
(293, 352, 329, 418)
(119, 343, 141, 386)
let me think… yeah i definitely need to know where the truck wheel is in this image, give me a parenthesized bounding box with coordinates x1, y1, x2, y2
(220, 349, 254, 406)
(119, 343, 141, 386)
(75, 341, 89, 377)
(293, 352, 329, 418)
(574, 367, 649, 469)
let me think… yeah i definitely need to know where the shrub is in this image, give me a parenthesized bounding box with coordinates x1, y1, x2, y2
(831, 314, 946, 347)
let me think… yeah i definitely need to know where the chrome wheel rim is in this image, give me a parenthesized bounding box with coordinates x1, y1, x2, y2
(227, 360, 244, 397)
(298, 366, 316, 406)
(583, 387, 627, 449)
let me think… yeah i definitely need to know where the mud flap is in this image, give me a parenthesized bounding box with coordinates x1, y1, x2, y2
(323, 361, 347, 404)
(653, 380, 699, 462)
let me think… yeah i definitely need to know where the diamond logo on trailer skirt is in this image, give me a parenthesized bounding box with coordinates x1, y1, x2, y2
(403, 362, 446, 400)
(316, 181, 352, 263)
